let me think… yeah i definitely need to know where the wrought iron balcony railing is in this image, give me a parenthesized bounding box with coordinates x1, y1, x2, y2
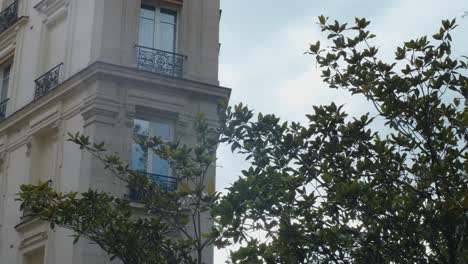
(0, 98, 8, 120)
(136, 45, 186, 78)
(34, 63, 63, 99)
(128, 171, 178, 201)
(0, 1, 18, 34)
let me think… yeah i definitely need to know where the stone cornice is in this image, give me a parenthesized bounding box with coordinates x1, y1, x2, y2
(0, 61, 231, 134)
(92, 62, 231, 100)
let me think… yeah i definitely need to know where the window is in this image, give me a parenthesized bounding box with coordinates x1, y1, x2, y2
(0, 61, 11, 119)
(29, 128, 58, 185)
(138, 4, 177, 52)
(0, 63, 10, 102)
(131, 118, 173, 187)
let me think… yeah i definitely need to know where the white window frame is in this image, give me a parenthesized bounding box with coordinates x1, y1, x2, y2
(138, 1, 179, 53)
(132, 117, 174, 177)
(0, 60, 12, 103)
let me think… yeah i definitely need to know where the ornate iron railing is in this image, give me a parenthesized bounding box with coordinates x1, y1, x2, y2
(128, 171, 178, 201)
(0, 1, 18, 34)
(34, 63, 63, 99)
(136, 45, 186, 78)
(0, 98, 8, 120)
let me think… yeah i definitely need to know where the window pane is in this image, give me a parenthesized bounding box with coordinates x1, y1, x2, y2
(0, 65, 10, 101)
(159, 22, 176, 52)
(132, 119, 149, 172)
(140, 5, 156, 19)
(160, 9, 176, 24)
(131, 141, 148, 172)
(153, 121, 171, 140)
(139, 18, 155, 48)
(133, 119, 150, 136)
(152, 156, 169, 177)
(151, 121, 171, 177)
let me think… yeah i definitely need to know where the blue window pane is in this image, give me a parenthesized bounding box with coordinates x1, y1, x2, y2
(131, 142, 147, 171)
(152, 156, 169, 187)
(133, 119, 150, 136)
(140, 5, 156, 19)
(152, 121, 171, 178)
(152, 156, 169, 177)
(132, 119, 149, 171)
(154, 122, 171, 140)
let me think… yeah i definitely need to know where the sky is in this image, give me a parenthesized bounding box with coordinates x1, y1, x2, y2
(215, 0, 468, 262)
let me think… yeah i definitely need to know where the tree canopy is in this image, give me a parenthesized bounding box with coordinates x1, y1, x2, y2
(215, 17, 468, 263)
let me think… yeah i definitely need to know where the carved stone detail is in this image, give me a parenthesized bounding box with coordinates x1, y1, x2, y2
(34, 0, 70, 17)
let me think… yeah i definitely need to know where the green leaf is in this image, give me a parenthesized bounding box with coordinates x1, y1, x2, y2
(310, 41, 321, 53)
(318, 15, 327, 25)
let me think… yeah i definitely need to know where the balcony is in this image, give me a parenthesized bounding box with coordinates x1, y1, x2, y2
(128, 171, 178, 201)
(136, 46, 186, 78)
(0, 1, 18, 35)
(34, 63, 63, 99)
(0, 98, 8, 120)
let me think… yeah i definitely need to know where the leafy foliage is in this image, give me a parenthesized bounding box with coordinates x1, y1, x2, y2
(18, 115, 220, 264)
(215, 17, 468, 263)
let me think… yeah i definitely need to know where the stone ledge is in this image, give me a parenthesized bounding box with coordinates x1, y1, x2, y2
(0, 61, 231, 134)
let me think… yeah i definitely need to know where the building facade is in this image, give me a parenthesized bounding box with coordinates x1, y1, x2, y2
(0, 0, 229, 263)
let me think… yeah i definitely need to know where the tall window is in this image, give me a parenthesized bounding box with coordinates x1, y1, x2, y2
(138, 4, 177, 52)
(131, 118, 173, 179)
(0, 61, 11, 119)
(0, 62, 11, 102)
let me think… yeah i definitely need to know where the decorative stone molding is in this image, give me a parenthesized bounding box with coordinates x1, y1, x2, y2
(0, 156, 4, 172)
(34, 0, 70, 17)
(81, 95, 120, 128)
(28, 105, 61, 135)
(15, 216, 48, 251)
(177, 112, 191, 129)
(25, 138, 32, 157)
(19, 231, 47, 250)
(125, 107, 136, 129)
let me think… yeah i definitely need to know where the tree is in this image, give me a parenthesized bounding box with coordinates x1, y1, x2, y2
(215, 17, 468, 263)
(18, 114, 220, 264)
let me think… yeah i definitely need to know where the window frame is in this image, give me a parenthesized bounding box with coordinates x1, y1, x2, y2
(131, 116, 175, 178)
(0, 59, 12, 103)
(138, 1, 179, 53)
